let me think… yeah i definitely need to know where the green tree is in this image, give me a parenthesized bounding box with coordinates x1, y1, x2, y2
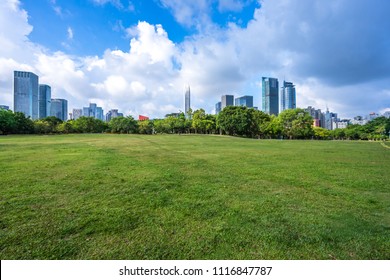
(57, 121, 75, 134)
(74, 117, 107, 133)
(217, 106, 253, 136)
(250, 109, 271, 138)
(345, 125, 362, 140)
(42, 116, 63, 132)
(34, 120, 51, 134)
(13, 112, 34, 134)
(313, 127, 331, 140)
(153, 119, 170, 133)
(109, 116, 138, 134)
(192, 109, 206, 133)
(266, 115, 282, 139)
(138, 120, 154, 134)
(278, 109, 313, 139)
(0, 109, 16, 135)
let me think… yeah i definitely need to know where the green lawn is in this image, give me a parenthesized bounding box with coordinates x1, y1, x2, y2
(0, 134, 389, 259)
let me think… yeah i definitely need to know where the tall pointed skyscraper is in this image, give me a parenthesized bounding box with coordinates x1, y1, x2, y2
(185, 85, 191, 118)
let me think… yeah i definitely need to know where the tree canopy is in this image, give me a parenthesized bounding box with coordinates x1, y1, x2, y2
(1, 108, 389, 140)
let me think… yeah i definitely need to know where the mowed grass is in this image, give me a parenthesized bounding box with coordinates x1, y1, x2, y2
(0, 134, 389, 260)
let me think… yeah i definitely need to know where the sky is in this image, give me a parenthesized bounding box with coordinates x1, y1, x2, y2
(0, 0, 389, 119)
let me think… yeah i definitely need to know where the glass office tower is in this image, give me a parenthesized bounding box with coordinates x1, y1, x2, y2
(38, 84, 51, 119)
(280, 81, 296, 112)
(262, 77, 279, 115)
(14, 71, 39, 120)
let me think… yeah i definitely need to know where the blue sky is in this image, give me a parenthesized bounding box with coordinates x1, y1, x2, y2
(21, 0, 259, 56)
(0, 0, 389, 118)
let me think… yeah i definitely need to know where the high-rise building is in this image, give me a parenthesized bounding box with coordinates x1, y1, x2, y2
(0, 105, 10, 110)
(262, 77, 279, 115)
(280, 81, 296, 112)
(221, 95, 234, 110)
(96, 107, 104, 121)
(83, 103, 104, 121)
(38, 84, 51, 119)
(305, 106, 326, 128)
(14, 71, 39, 120)
(235, 95, 253, 108)
(215, 102, 222, 114)
(184, 85, 191, 118)
(51, 99, 68, 121)
(106, 109, 123, 122)
(72, 109, 83, 120)
(324, 108, 337, 130)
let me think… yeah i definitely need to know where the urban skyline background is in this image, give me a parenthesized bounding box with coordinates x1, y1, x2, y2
(7, 70, 390, 126)
(0, 0, 389, 119)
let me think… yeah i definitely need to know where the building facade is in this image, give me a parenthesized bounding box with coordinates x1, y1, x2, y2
(221, 95, 234, 110)
(0, 105, 10, 110)
(235, 95, 253, 108)
(324, 109, 338, 130)
(305, 106, 325, 128)
(184, 85, 191, 118)
(83, 103, 104, 121)
(139, 115, 149, 121)
(262, 77, 279, 115)
(280, 81, 296, 112)
(14, 71, 39, 120)
(215, 102, 222, 114)
(106, 109, 123, 122)
(38, 84, 51, 119)
(51, 99, 68, 121)
(72, 109, 83, 120)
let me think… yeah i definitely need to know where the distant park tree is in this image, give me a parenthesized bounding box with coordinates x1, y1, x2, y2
(217, 106, 253, 136)
(138, 120, 154, 134)
(109, 116, 138, 134)
(278, 109, 313, 139)
(0, 109, 16, 135)
(13, 112, 34, 134)
(74, 116, 107, 133)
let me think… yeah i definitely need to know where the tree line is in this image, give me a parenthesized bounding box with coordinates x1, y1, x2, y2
(1, 107, 389, 140)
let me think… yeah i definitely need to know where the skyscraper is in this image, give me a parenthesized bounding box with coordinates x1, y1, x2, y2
(72, 109, 83, 120)
(51, 99, 68, 121)
(83, 103, 104, 120)
(215, 102, 222, 114)
(106, 109, 123, 122)
(185, 85, 191, 118)
(324, 108, 337, 130)
(221, 95, 234, 110)
(14, 71, 39, 120)
(96, 107, 104, 121)
(262, 77, 279, 115)
(280, 81, 296, 112)
(235, 95, 254, 108)
(38, 84, 51, 119)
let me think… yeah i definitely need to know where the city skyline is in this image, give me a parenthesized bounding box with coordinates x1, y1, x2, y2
(0, 0, 389, 119)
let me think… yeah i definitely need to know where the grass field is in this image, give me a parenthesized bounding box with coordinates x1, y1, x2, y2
(0, 134, 389, 260)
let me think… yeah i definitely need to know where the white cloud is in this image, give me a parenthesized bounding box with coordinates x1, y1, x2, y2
(218, 0, 245, 13)
(91, 0, 124, 10)
(67, 27, 74, 40)
(159, 0, 211, 29)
